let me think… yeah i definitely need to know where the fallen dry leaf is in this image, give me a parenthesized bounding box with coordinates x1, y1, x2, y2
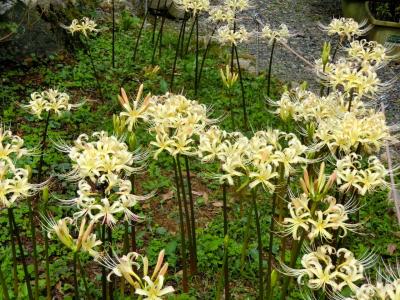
(387, 243, 397, 255)
(161, 190, 174, 201)
(212, 201, 223, 207)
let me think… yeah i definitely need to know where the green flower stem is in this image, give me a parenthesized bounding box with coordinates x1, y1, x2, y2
(132, 10, 149, 63)
(77, 256, 91, 300)
(123, 221, 129, 254)
(8, 208, 33, 300)
(222, 183, 230, 300)
(194, 15, 199, 96)
(112, 0, 116, 68)
(170, 18, 185, 92)
(177, 155, 195, 275)
(8, 211, 19, 298)
(151, 12, 166, 65)
(197, 23, 218, 88)
(83, 36, 104, 100)
(44, 229, 51, 300)
(0, 264, 10, 300)
(326, 39, 341, 95)
(37, 111, 51, 183)
(267, 38, 276, 97)
(108, 227, 114, 300)
(184, 156, 197, 272)
(151, 0, 161, 45)
(184, 17, 195, 55)
(130, 174, 137, 252)
(239, 205, 252, 274)
(251, 188, 264, 300)
(172, 157, 189, 292)
(265, 190, 277, 299)
(101, 224, 107, 299)
(27, 198, 39, 300)
(180, 14, 187, 57)
(234, 45, 248, 130)
(73, 252, 79, 300)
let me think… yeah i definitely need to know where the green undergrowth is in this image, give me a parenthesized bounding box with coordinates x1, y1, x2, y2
(0, 12, 399, 300)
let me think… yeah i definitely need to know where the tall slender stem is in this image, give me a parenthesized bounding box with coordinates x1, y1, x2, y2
(251, 188, 264, 300)
(234, 45, 248, 130)
(0, 264, 10, 300)
(108, 227, 114, 300)
(44, 229, 51, 300)
(265, 191, 277, 299)
(112, 0, 115, 68)
(177, 155, 195, 274)
(267, 39, 276, 97)
(8, 208, 33, 300)
(84, 37, 104, 100)
(151, 14, 166, 65)
(8, 211, 19, 297)
(37, 111, 51, 183)
(27, 198, 39, 299)
(132, 11, 149, 63)
(222, 183, 230, 300)
(170, 18, 185, 92)
(180, 15, 187, 57)
(77, 256, 91, 300)
(194, 15, 199, 96)
(184, 156, 197, 272)
(185, 17, 195, 55)
(101, 224, 107, 299)
(73, 252, 79, 300)
(172, 157, 189, 292)
(197, 24, 218, 88)
(130, 174, 137, 252)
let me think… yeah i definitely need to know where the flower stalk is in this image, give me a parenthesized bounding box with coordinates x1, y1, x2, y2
(8, 208, 33, 300)
(172, 157, 189, 292)
(251, 188, 264, 300)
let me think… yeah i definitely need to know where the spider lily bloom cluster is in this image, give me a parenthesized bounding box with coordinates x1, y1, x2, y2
(0, 127, 42, 208)
(56, 131, 153, 227)
(198, 128, 308, 188)
(100, 249, 174, 299)
(333, 262, 400, 300)
(24, 88, 82, 119)
(261, 23, 291, 45)
(63, 17, 99, 37)
(174, 0, 210, 16)
(216, 25, 250, 46)
(319, 18, 373, 42)
(146, 93, 216, 159)
(336, 154, 387, 195)
(42, 216, 102, 257)
(282, 245, 375, 292)
(281, 193, 359, 242)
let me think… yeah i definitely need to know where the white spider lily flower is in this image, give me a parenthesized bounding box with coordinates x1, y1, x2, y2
(89, 197, 125, 227)
(281, 245, 375, 292)
(216, 25, 250, 45)
(173, 0, 210, 15)
(100, 249, 174, 298)
(224, 0, 250, 12)
(119, 85, 153, 132)
(41, 216, 101, 256)
(319, 18, 373, 41)
(261, 23, 291, 45)
(62, 17, 99, 37)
